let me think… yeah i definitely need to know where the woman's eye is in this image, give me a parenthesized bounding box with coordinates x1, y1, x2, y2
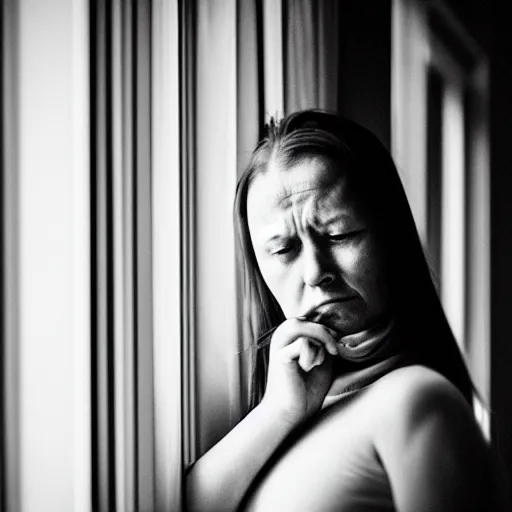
(328, 230, 360, 241)
(272, 246, 293, 255)
(268, 239, 299, 258)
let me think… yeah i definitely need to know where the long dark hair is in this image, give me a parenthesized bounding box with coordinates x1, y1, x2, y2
(234, 109, 476, 411)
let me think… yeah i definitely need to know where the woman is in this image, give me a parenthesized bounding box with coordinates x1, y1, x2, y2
(186, 110, 508, 511)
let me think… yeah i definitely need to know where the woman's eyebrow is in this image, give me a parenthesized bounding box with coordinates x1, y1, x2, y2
(318, 212, 352, 227)
(263, 233, 287, 246)
(260, 213, 353, 243)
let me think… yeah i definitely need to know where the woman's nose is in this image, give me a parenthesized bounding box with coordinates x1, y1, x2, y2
(302, 244, 336, 288)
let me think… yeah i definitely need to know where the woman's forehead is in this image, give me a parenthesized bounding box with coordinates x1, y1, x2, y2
(247, 158, 359, 232)
(269, 157, 339, 198)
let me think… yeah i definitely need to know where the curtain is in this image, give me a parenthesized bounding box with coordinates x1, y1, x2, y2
(152, 0, 184, 510)
(91, 1, 155, 510)
(193, 0, 240, 460)
(92, 1, 187, 510)
(392, 0, 429, 242)
(284, 0, 340, 113)
(1, 1, 19, 510)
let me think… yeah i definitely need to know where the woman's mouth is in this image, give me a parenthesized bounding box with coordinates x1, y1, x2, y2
(302, 298, 355, 333)
(303, 298, 353, 317)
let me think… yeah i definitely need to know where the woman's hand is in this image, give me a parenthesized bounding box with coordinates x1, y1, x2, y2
(260, 318, 339, 427)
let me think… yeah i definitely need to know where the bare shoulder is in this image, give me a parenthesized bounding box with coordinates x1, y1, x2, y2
(370, 364, 471, 420)
(372, 363, 465, 397)
(369, 364, 479, 458)
(366, 365, 509, 511)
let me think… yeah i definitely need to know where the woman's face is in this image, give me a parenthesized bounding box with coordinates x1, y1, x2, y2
(247, 156, 391, 336)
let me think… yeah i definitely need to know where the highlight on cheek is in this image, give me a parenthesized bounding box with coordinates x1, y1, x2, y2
(335, 246, 360, 268)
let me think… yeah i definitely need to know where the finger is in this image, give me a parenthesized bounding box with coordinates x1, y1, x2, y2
(270, 318, 338, 356)
(300, 316, 341, 343)
(279, 337, 318, 372)
(297, 321, 339, 356)
(298, 338, 318, 372)
(325, 326, 342, 342)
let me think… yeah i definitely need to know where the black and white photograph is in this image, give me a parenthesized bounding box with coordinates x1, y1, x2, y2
(1, 0, 511, 510)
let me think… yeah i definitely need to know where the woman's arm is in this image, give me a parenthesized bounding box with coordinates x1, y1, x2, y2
(185, 318, 339, 511)
(373, 366, 509, 511)
(185, 401, 296, 511)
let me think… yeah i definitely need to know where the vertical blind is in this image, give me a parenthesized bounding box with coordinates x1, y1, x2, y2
(90, 0, 156, 509)
(91, 0, 186, 509)
(1, 0, 20, 510)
